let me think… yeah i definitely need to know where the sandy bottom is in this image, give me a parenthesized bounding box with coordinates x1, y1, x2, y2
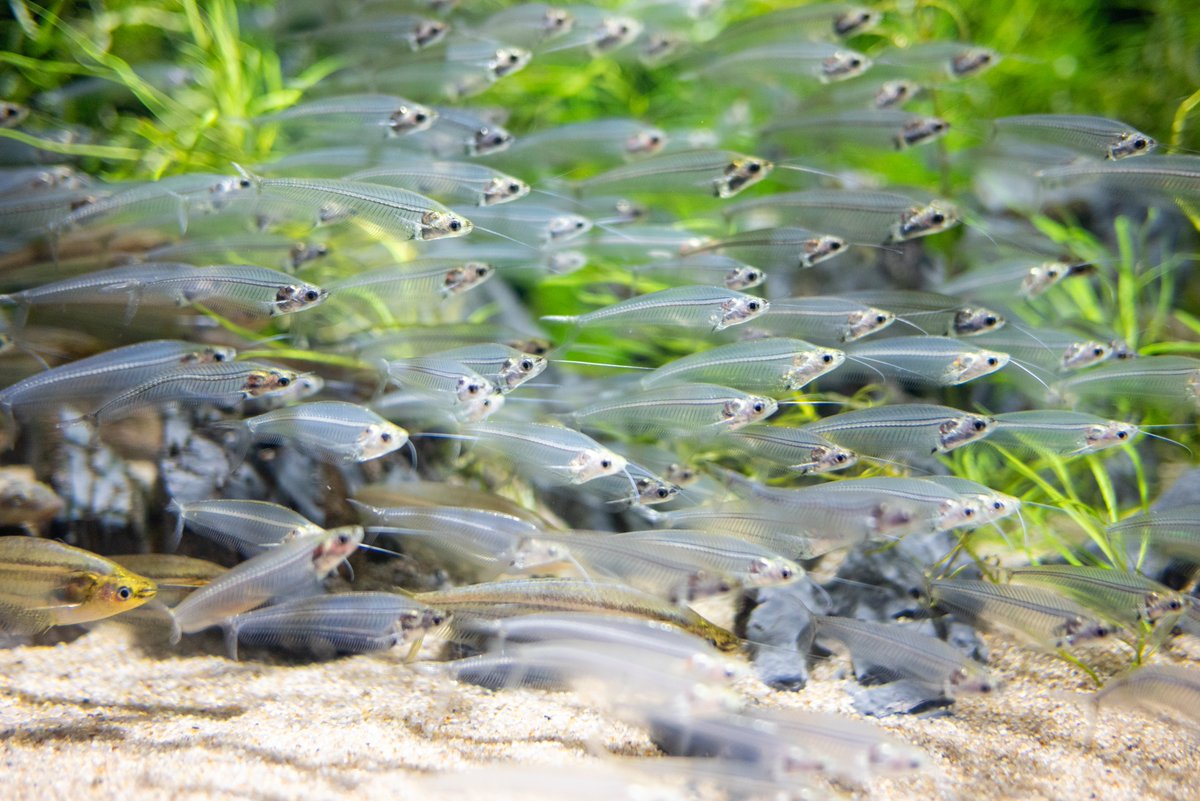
(1, 624, 1197, 801)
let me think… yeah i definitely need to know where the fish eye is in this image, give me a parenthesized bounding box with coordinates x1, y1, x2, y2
(849, 57, 862, 67)
(239, 178, 252, 188)
(829, 241, 842, 250)
(835, 453, 847, 463)
(1134, 137, 1147, 150)
(380, 432, 392, 442)
(600, 459, 612, 469)
(520, 359, 534, 370)
(1093, 347, 1104, 356)
(985, 315, 997, 325)
(214, 351, 228, 362)
(304, 289, 320, 301)
(337, 533, 352, 545)
(931, 212, 946, 224)
(117, 586, 132, 601)
(993, 501, 1004, 510)
(277, 376, 291, 386)
(747, 300, 761, 311)
(449, 219, 462, 231)
(656, 487, 670, 499)
(414, 112, 428, 123)
(973, 419, 986, 430)
(1117, 430, 1129, 439)
(752, 401, 765, 413)
(963, 507, 974, 517)
(508, 182, 522, 193)
(986, 357, 998, 366)
(747, 162, 761, 173)
(875, 314, 887, 323)
(476, 266, 489, 276)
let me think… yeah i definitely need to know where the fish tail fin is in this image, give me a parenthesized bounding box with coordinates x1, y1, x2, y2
(223, 622, 240, 661)
(210, 420, 251, 472)
(168, 610, 182, 646)
(165, 498, 184, 552)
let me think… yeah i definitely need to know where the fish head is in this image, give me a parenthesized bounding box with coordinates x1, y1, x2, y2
(567, 447, 626, 483)
(748, 555, 801, 585)
(443, 262, 495, 294)
(453, 374, 494, 402)
(714, 156, 772, 198)
(0, 101, 30, 128)
(641, 32, 683, 66)
(540, 8, 574, 36)
(715, 295, 768, 330)
(497, 353, 547, 391)
(834, 8, 881, 37)
(412, 19, 449, 49)
(1143, 590, 1185, 621)
(820, 50, 872, 82)
(872, 501, 918, 535)
(806, 444, 858, 474)
(89, 568, 157, 611)
(943, 349, 1008, 384)
(895, 116, 950, 149)
(459, 391, 503, 422)
(844, 307, 895, 341)
(419, 210, 473, 240)
(721, 395, 777, 429)
(0, 469, 63, 526)
(665, 462, 699, 486)
(486, 46, 530, 78)
(242, 368, 299, 397)
(591, 16, 642, 53)
(505, 337, 553, 356)
(799, 234, 846, 267)
(1082, 421, 1137, 452)
(547, 250, 587, 274)
(1109, 131, 1156, 160)
(1020, 261, 1072, 297)
(481, 176, 529, 205)
(387, 103, 436, 136)
(893, 200, 958, 240)
(311, 526, 365, 574)
(785, 347, 845, 389)
(936, 498, 980, 530)
(949, 47, 999, 78)
(972, 492, 1019, 524)
(949, 665, 996, 694)
(289, 241, 329, 268)
(184, 345, 238, 364)
(511, 537, 570, 570)
(632, 476, 679, 505)
(608, 198, 647, 223)
(355, 422, 409, 461)
(273, 282, 329, 315)
(952, 306, 1005, 335)
(938, 414, 995, 451)
(1109, 339, 1137, 360)
(544, 214, 592, 241)
(468, 125, 514, 155)
(874, 79, 919, 109)
(1060, 340, 1111, 370)
(723, 264, 765, 290)
(626, 127, 667, 156)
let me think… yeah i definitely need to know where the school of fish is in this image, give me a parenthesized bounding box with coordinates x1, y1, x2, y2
(1, 1, 1199, 797)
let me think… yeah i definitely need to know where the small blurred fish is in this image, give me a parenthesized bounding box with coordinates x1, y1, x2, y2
(170, 526, 363, 641)
(542, 286, 767, 332)
(214, 401, 409, 464)
(568, 382, 777, 436)
(258, 94, 438, 140)
(680, 226, 848, 269)
(573, 150, 773, 199)
(844, 335, 1010, 387)
(170, 498, 324, 555)
(801, 403, 995, 459)
(727, 188, 958, 244)
(994, 114, 1156, 161)
(463, 420, 628, 485)
(725, 423, 859, 474)
(764, 110, 950, 151)
(0, 263, 327, 327)
(747, 295, 895, 344)
(222, 591, 445, 660)
(640, 338, 844, 393)
(987, 410, 1138, 457)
